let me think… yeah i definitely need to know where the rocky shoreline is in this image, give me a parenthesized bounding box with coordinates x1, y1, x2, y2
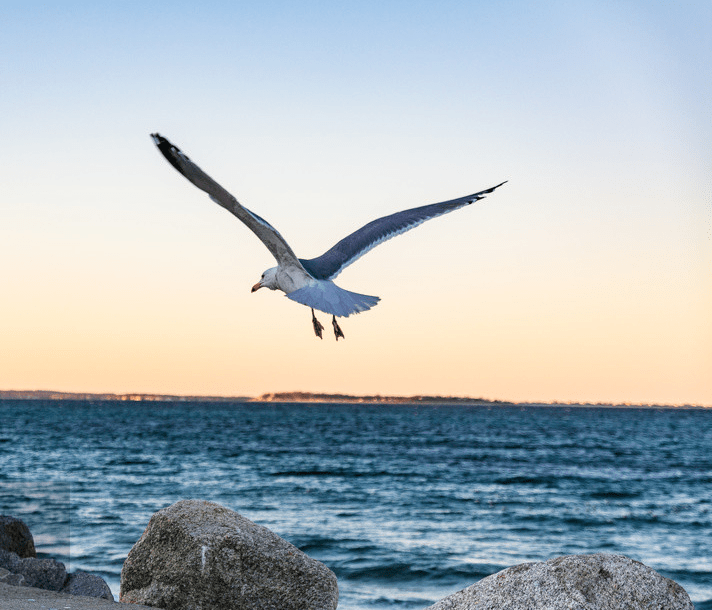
(0, 515, 114, 601)
(1, 503, 696, 609)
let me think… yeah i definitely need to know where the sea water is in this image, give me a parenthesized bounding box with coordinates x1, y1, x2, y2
(0, 400, 710, 608)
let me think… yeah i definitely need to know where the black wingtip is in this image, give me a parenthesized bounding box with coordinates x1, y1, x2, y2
(151, 132, 178, 153)
(470, 180, 508, 202)
(150, 133, 189, 175)
(150, 132, 167, 147)
(488, 180, 508, 193)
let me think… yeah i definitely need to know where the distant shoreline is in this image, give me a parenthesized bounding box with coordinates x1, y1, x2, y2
(0, 390, 707, 409)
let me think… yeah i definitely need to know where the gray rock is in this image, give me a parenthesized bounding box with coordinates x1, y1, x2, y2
(0, 516, 36, 558)
(0, 548, 21, 572)
(15, 556, 67, 591)
(0, 548, 67, 592)
(61, 570, 114, 600)
(120, 499, 339, 610)
(1, 546, 111, 599)
(424, 554, 693, 610)
(0, 567, 26, 586)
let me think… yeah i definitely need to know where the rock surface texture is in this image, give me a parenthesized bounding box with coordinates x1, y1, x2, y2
(424, 554, 693, 610)
(61, 570, 115, 599)
(0, 516, 36, 558)
(0, 566, 26, 586)
(0, 549, 67, 591)
(120, 499, 339, 610)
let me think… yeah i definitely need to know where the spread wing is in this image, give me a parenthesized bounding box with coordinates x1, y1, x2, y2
(299, 181, 507, 280)
(151, 133, 305, 271)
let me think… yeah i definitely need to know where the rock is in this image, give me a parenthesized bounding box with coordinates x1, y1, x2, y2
(0, 548, 67, 592)
(0, 516, 36, 558)
(0, 549, 21, 572)
(15, 556, 67, 591)
(120, 499, 338, 610)
(0, 539, 111, 599)
(61, 570, 114, 600)
(424, 554, 694, 610)
(0, 566, 26, 586)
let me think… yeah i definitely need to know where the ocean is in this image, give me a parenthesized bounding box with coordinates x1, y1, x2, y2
(0, 400, 710, 608)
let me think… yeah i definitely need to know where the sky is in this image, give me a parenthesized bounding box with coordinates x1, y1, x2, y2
(1, 1, 710, 405)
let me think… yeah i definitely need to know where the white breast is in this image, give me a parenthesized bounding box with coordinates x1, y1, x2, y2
(276, 265, 313, 294)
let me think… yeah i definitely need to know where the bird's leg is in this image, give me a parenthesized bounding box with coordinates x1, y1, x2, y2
(311, 308, 324, 339)
(332, 316, 345, 341)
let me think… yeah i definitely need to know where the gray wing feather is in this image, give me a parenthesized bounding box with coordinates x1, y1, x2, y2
(299, 181, 507, 280)
(151, 133, 304, 270)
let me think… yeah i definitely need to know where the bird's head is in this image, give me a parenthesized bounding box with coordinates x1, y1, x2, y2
(251, 267, 278, 292)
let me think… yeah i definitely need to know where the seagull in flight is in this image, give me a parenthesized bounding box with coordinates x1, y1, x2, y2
(151, 133, 505, 340)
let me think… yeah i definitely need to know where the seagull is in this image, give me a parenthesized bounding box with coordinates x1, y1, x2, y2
(151, 133, 506, 340)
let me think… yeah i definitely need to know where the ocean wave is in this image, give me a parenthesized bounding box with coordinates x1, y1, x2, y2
(271, 470, 417, 478)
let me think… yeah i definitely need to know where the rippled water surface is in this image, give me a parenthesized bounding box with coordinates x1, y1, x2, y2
(1, 400, 710, 608)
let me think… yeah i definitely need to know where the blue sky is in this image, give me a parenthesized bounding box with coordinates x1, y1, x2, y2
(1, 1, 710, 404)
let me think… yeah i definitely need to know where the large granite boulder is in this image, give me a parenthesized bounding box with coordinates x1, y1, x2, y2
(0, 515, 36, 558)
(120, 499, 339, 610)
(424, 554, 693, 610)
(61, 570, 114, 600)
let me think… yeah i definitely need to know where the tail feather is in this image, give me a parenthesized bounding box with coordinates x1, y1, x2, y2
(286, 280, 380, 317)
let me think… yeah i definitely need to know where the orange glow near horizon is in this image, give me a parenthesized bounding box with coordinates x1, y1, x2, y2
(2, 234, 709, 406)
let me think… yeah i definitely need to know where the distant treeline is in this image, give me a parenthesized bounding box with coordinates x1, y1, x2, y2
(0, 390, 703, 408)
(0, 390, 249, 402)
(0, 389, 498, 405)
(256, 392, 504, 404)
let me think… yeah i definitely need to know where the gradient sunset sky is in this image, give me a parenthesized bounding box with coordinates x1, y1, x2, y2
(2, 1, 710, 405)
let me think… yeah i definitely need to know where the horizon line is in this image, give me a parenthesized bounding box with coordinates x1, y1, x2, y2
(0, 389, 708, 409)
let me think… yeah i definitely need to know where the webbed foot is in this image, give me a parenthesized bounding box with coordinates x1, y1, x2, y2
(332, 316, 345, 341)
(311, 308, 324, 339)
